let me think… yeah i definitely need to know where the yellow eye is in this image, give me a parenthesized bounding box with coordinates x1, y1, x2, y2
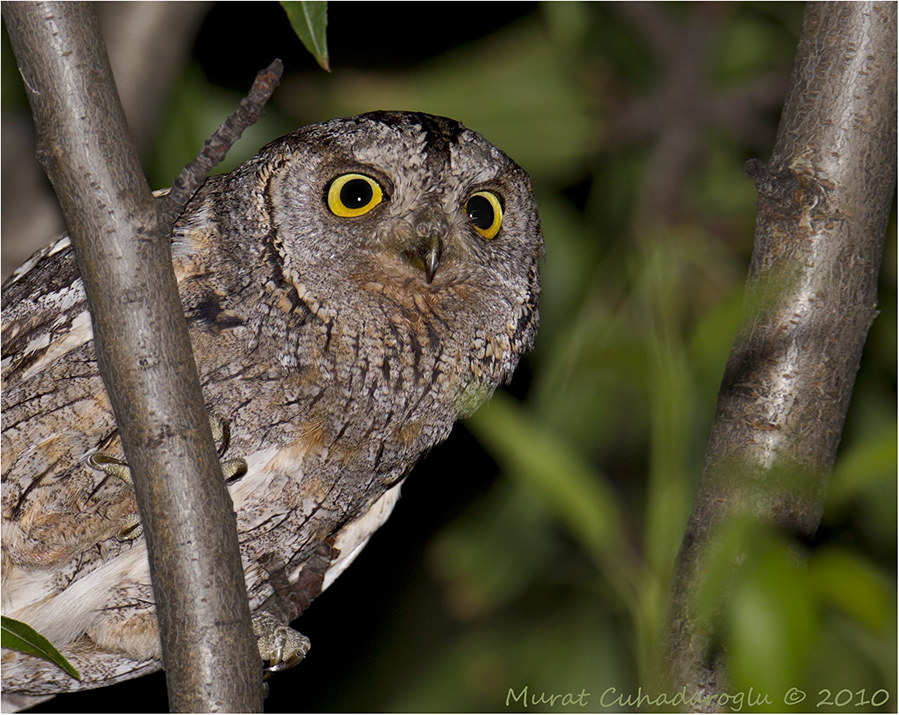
(465, 191, 503, 239)
(327, 174, 383, 217)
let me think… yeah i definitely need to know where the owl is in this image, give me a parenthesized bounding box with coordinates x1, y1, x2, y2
(1, 111, 542, 707)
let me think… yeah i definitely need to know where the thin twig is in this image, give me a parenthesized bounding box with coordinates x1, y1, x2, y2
(159, 58, 284, 225)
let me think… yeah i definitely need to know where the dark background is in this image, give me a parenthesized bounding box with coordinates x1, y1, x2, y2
(3, 2, 895, 712)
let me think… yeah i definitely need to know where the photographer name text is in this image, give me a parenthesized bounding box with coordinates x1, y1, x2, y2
(505, 685, 891, 711)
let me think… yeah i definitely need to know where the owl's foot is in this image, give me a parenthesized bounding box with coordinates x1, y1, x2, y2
(87, 413, 248, 541)
(252, 611, 311, 674)
(115, 512, 143, 541)
(208, 412, 250, 483)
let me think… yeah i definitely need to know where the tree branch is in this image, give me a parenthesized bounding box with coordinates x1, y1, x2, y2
(160, 58, 283, 225)
(2, 2, 269, 710)
(661, 1, 896, 708)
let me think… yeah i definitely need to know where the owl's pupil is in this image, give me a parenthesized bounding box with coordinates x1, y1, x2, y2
(340, 179, 373, 208)
(467, 195, 495, 230)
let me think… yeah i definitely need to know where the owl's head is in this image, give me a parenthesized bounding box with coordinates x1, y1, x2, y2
(185, 111, 542, 403)
(249, 110, 540, 347)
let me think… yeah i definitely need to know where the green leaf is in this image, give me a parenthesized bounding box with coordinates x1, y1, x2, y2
(280, 1, 330, 71)
(810, 549, 893, 632)
(727, 539, 819, 704)
(1, 616, 81, 680)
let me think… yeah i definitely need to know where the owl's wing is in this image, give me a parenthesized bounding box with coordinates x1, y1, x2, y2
(1, 236, 91, 392)
(1, 237, 136, 574)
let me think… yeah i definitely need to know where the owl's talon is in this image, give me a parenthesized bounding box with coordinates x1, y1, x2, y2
(221, 457, 248, 483)
(87, 413, 247, 540)
(210, 412, 235, 457)
(115, 513, 143, 542)
(252, 611, 311, 675)
(88, 452, 133, 485)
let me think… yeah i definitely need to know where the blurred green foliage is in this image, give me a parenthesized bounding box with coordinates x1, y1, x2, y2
(279, 3, 891, 710)
(3, 2, 895, 712)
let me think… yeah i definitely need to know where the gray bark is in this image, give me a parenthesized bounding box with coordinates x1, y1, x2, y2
(662, 1, 896, 709)
(1, 2, 263, 711)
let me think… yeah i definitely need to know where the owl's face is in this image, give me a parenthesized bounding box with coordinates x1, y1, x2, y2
(259, 111, 542, 340)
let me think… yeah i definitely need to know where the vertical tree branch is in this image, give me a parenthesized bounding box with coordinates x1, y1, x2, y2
(662, 1, 896, 708)
(2, 2, 264, 711)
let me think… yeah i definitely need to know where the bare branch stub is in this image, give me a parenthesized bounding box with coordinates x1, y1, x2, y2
(160, 58, 284, 225)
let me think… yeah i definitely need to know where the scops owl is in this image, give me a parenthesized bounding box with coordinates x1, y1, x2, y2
(0, 111, 543, 706)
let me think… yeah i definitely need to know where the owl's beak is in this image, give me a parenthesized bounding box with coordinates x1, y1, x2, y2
(406, 211, 446, 283)
(416, 233, 443, 284)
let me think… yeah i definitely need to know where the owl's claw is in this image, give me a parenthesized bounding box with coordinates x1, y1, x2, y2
(220, 457, 249, 483)
(84, 453, 142, 541)
(209, 412, 234, 458)
(252, 611, 311, 675)
(211, 412, 248, 483)
(115, 513, 143, 541)
(87, 413, 248, 541)
(87, 452, 133, 485)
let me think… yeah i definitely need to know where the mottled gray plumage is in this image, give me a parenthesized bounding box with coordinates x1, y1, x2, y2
(1, 111, 542, 702)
